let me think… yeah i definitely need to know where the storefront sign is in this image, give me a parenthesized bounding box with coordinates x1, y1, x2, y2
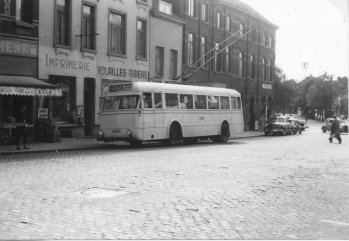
(98, 66, 148, 80)
(45, 55, 91, 71)
(0, 86, 62, 96)
(38, 108, 48, 119)
(262, 83, 273, 90)
(0, 38, 38, 57)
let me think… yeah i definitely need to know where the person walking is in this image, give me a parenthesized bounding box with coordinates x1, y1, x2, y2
(15, 105, 29, 150)
(329, 115, 342, 144)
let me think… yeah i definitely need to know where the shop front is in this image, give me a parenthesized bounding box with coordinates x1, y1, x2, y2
(0, 75, 62, 144)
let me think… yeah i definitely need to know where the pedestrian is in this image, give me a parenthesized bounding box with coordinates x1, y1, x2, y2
(329, 115, 342, 144)
(15, 105, 29, 150)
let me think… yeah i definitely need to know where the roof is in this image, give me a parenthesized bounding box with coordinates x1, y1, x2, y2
(220, 0, 279, 29)
(0, 75, 57, 88)
(103, 82, 241, 97)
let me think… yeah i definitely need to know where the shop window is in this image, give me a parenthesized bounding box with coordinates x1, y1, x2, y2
(82, 3, 96, 51)
(49, 76, 76, 122)
(137, 19, 147, 59)
(109, 11, 126, 55)
(55, 0, 71, 46)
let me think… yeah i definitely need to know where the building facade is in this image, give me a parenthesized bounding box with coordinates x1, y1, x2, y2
(0, 0, 40, 134)
(39, 0, 151, 137)
(179, 0, 277, 130)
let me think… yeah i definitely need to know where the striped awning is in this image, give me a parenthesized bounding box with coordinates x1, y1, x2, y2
(0, 75, 62, 97)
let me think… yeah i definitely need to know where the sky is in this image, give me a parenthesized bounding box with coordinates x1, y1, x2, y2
(239, 0, 348, 81)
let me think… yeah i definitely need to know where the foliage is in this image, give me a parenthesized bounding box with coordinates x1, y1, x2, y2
(273, 69, 348, 118)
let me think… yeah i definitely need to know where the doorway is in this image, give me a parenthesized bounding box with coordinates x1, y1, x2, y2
(84, 78, 95, 136)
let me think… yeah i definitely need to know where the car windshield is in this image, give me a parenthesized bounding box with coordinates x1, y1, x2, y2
(276, 118, 286, 122)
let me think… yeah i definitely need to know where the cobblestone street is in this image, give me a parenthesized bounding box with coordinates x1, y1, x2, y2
(0, 122, 348, 239)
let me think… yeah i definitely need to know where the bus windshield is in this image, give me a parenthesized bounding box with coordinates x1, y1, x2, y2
(101, 95, 140, 111)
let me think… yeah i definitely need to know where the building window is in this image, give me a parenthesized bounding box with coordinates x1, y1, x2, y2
(225, 46, 232, 74)
(266, 59, 270, 81)
(55, 0, 71, 46)
(216, 11, 222, 29)
(214, 42, 222, 72)
(269, 60, 273, 82)
(261, 58, 265, 81)
(170, 49, 178, 79)
(250, 27, 256, 42)
(188, 0, 195, 17)
(137, 19, 147, 58)
(109, 11, 126, 55)
(225, 16, 231, 32)
(155, 46, 164, 77)
(250, 55, 255, 79)
(261, 32, 266, 46)
(15, 0, 33, 23)
(239, 51, 244, 78)
(159, 0, 172, 15)
(201, 3, 208, 22)
(200, 36, 208, 69)
(187, 33, 194, 65)
(82, 4, 95, 50)
(239, 23, 244, 37)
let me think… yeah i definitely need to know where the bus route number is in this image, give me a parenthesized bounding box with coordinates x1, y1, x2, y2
(109, 84, 132, 92)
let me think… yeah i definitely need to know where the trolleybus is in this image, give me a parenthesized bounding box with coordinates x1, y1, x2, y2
(97, 82, 243, 146)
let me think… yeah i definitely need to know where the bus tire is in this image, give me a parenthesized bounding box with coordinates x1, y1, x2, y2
(211, 122, 230, 143)
(167, 123, 183, 145)
(129, 140, 142, 147)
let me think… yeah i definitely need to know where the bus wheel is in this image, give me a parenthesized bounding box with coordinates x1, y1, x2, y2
(211, 122, 230, 143)
(129, 141, 142, 147)
(183, 137, 198, 145)
(167, 123, 182, 145)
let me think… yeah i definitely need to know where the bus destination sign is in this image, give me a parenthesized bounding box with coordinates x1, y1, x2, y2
(109, 84, 132, 92)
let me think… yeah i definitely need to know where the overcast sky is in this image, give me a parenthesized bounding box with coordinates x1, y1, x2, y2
(239, 0, 348, 81)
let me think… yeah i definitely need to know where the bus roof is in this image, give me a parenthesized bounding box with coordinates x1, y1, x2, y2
(102, 82, 241, 97)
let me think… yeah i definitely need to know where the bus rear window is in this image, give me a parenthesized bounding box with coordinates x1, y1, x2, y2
(101, 95, 140, 111)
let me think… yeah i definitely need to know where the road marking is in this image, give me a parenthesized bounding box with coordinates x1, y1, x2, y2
(321, 220, 349, 226)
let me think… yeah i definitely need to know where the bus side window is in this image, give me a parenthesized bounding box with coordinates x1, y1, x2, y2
(231, 97, 237, 110)
(208, 96, 219, 109)
(165, 93, 179, 109)
(180, 94, 193, 109)
(236, 97, 242, 109)
(194, 95, 207, 109)
(154, 93, 162, 109)
(220, 96, 230, 109)
(143, 92, 153, 109)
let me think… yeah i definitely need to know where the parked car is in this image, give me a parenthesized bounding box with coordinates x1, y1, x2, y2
(264, 116, 293, 136)
(286, 117, 303, 134)
(321, 118, 349, 133)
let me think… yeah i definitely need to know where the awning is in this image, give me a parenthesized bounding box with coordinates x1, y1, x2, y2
(0, 75, 62, 97)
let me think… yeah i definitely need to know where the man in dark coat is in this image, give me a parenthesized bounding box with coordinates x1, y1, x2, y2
(15, 105, 29, 150)
(329, 115, 342, 144)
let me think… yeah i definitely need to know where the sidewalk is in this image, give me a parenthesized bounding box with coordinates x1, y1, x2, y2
(0, 131, 264, 155)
